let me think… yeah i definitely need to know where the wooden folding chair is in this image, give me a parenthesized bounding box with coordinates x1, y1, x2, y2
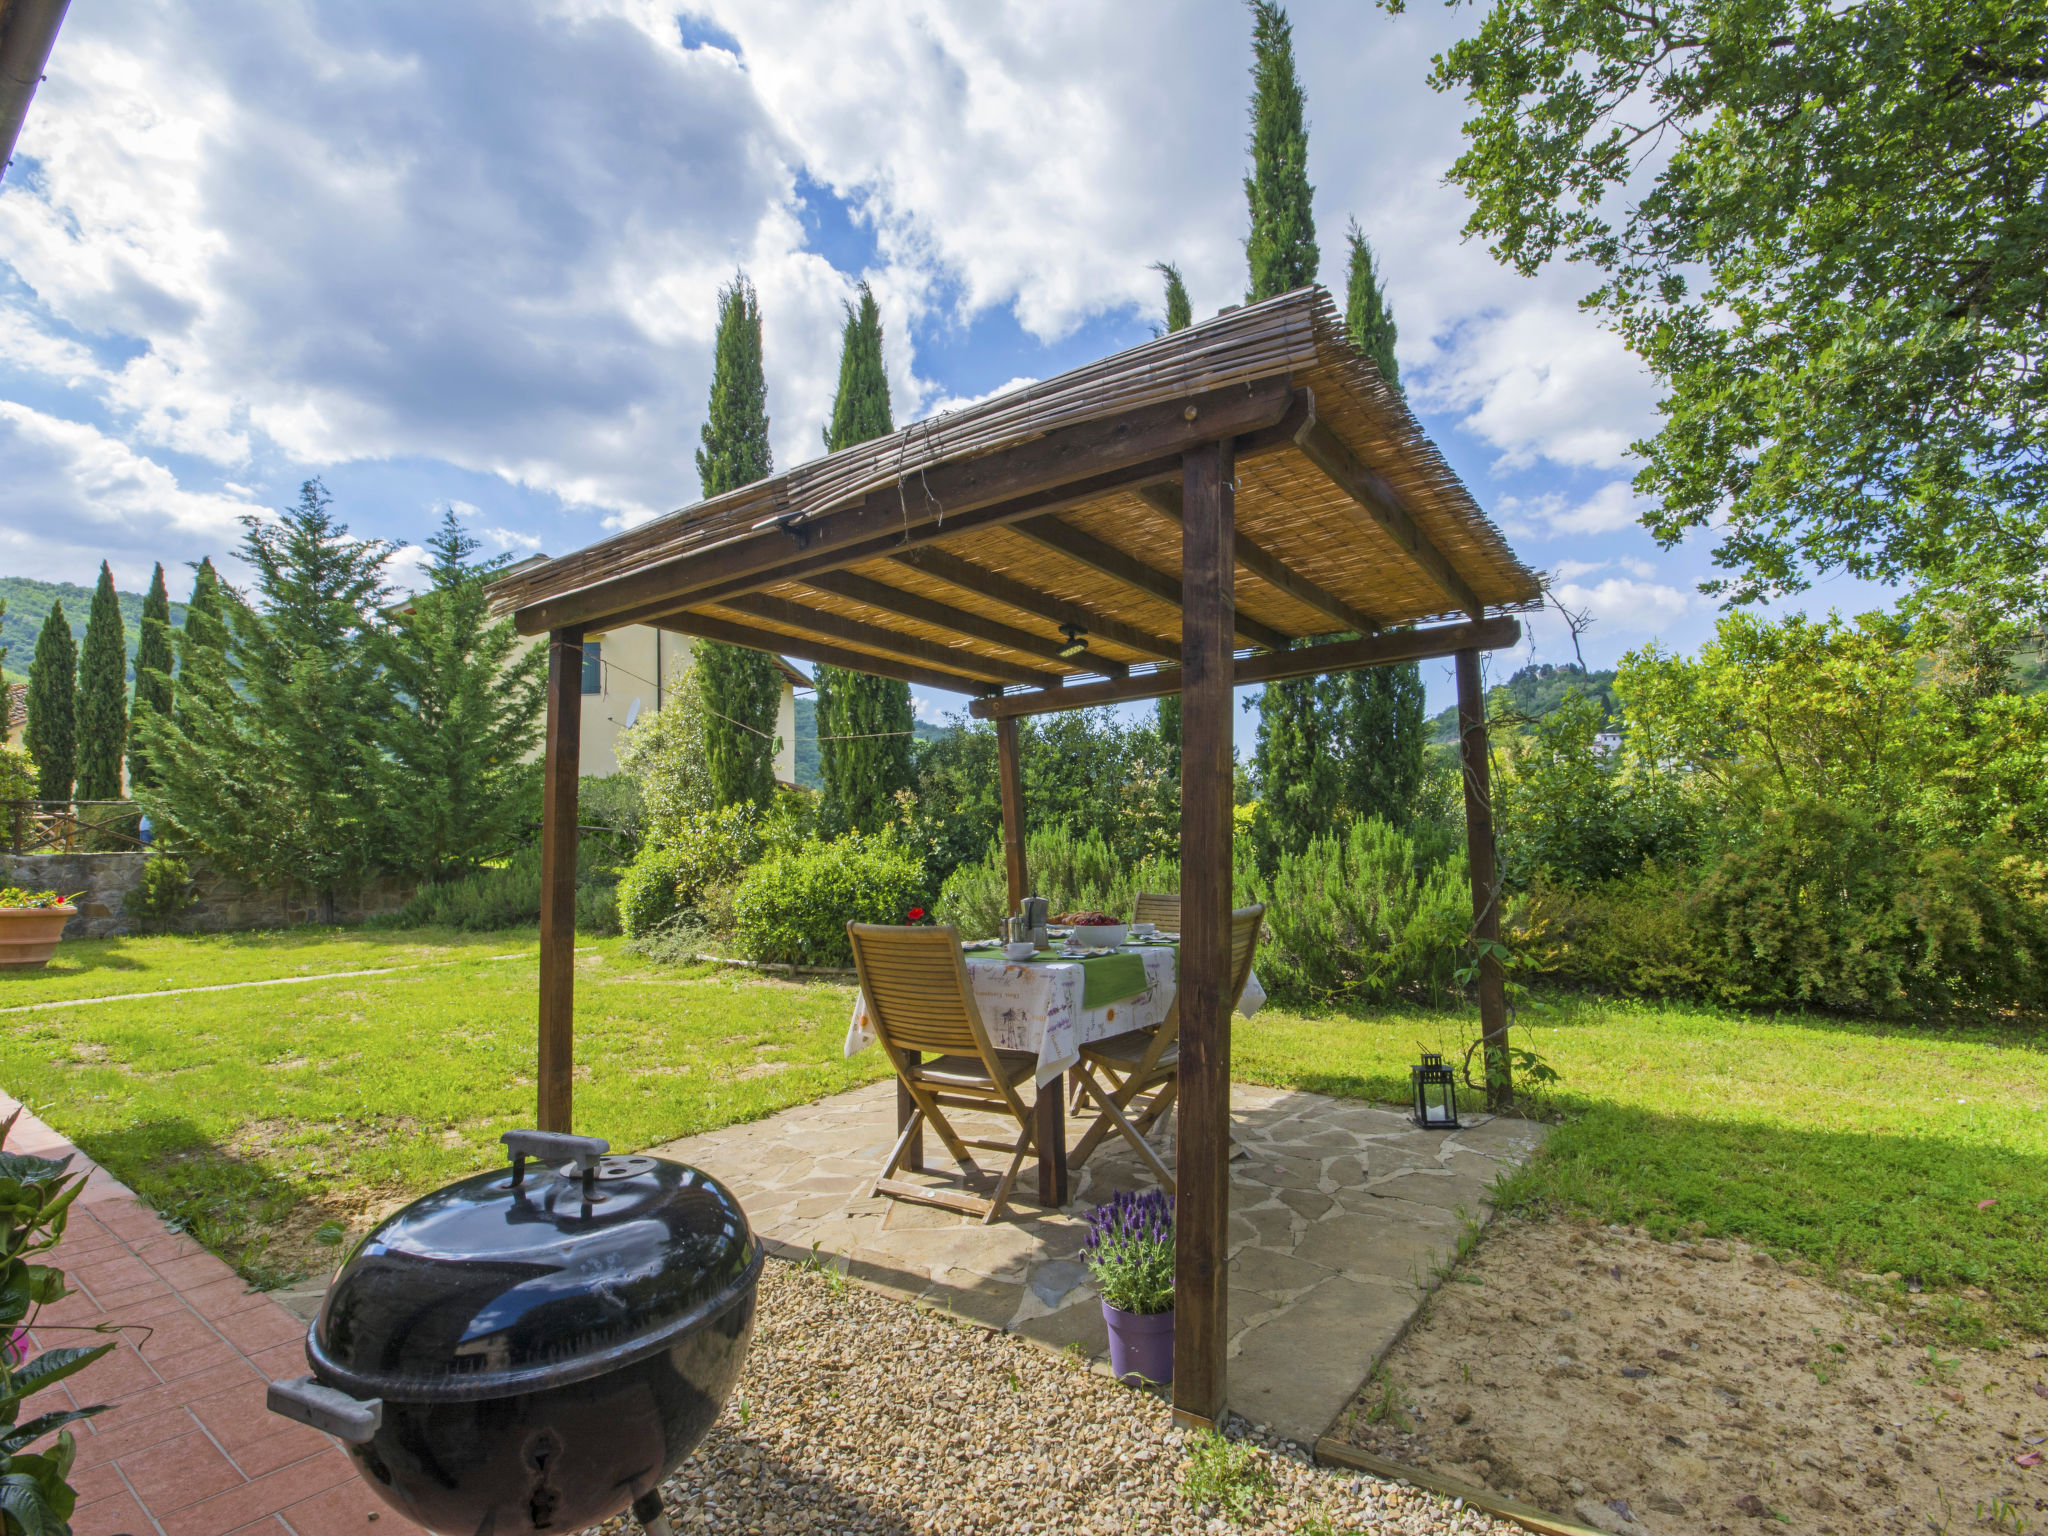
(1068, 904, 1264, 1192)
(847, 922, 1042, 1224)
(1132, 891, 1182, 930)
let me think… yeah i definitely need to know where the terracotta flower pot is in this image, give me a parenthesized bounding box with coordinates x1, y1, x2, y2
(1102, 1301, 1173, 1385)
(0, 906, 74, 969)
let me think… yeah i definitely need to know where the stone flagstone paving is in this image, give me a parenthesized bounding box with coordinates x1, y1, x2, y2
(649, 1079, 1546, 1445)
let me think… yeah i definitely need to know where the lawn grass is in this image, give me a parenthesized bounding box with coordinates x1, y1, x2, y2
(1234, 990, 2048, 1342)
(3, 927, 884, 1284)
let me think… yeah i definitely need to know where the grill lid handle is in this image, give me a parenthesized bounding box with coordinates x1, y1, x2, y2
(501, 1128, 611, 1191)
(267, 1375, 382, 1443)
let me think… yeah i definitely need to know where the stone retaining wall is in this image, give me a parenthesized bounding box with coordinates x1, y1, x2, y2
(0, 853, 415, 939)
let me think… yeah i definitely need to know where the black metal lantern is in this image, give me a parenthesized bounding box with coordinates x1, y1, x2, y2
(1411, 1052, 1459, 1129)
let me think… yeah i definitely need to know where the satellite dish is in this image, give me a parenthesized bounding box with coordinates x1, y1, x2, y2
(625, 697, 642, 728)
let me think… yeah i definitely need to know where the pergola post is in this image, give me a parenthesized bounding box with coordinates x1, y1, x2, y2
(1454, 648, 1512, 1110)
(1173, 439, 1235, 1427)
(995, 715, 1028, 914)
(537, 627, 583, 1133)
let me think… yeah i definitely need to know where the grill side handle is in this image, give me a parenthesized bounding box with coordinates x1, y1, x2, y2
(267, 1375, 382, 1444)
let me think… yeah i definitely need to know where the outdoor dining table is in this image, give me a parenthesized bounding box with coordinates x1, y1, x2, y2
(844, 937, 1266, 1207)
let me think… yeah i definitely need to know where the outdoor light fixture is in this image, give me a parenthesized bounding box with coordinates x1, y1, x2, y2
(1411, 1051, 1459, 1129)
(1057, 623, 1089, 659)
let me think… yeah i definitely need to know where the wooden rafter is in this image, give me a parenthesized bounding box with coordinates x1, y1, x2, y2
(797, 570, 1130, 678)
(1134, 483, 1380, 635)
(712, 591, 1063, 689)
(1011, 516, 1294, 651)
(970, 616, 1521, 720)
(1293, 414, 1483, 619)
(891, 547, 1182, 661)
(655, 610, 1000, 697)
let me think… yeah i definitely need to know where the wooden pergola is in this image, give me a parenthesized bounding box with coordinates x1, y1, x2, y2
(488, 285, 1541, 1428)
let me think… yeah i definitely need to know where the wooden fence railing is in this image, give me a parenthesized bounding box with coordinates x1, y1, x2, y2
(5, 801, 146, 854)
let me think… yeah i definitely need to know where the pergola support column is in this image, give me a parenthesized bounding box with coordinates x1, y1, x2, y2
(1173, 439, 1235, 1427)
(995, 715, 1028, 915)
(1454, 648, 1512, 1110)
(538, 627, 584, 1133)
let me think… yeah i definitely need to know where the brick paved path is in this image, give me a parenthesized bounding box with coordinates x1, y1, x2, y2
(7, 1097, 421, 1536)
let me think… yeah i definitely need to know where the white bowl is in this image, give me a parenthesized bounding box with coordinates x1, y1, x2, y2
(1070, 922, 1128, 948)
(1003, 941, 1038, 960)
(1132, 922, 1157, 937)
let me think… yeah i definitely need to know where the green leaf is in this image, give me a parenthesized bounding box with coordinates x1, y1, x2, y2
(7, 1344, 114, 1401)
(0, 1471, 61, 1536)
(0, 1408, 104, 1457)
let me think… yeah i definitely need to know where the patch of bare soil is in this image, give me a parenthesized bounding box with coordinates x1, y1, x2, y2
(1336, 1217, 2048, 1535)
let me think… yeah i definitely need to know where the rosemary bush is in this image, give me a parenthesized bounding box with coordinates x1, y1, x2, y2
(1081, 1189, 1174, 1315)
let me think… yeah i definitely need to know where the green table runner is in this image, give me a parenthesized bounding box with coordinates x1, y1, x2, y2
(1021, 948, 1150, 1010)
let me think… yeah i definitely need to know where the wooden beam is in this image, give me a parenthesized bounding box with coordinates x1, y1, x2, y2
(995, 716, 1028, 916)
(1456, 648, 1512, 1112)
(799, 570, 1129, 678)
(1012, 515, 1293, 651)
(1135, 482, 1381, 635)
(537, 629, 583, 1134)
(969, 616, 1522, 720)
(514, 376, 1298, 635)
(1293, 414, 1485, 619)
(715, 592, 1063, 689)
(1173, 438, 1234, 1429)
(654, 610, 998, 697)
(892, 547, 1182, 661)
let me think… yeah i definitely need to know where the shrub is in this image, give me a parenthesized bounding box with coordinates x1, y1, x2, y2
(1237, 816, 1473, 1007)
(732, 832, 927, 967)
(1516, 863, 1714, 998)
(615, 803, 768, 938)
(613, 671, 714, 845)
(935, 825, 1180, 938)
(124, 854, 196, 928)
(375, 844, 617, 933)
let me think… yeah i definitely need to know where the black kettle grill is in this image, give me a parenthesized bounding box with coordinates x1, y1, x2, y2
(268, 1130, 761, 1536)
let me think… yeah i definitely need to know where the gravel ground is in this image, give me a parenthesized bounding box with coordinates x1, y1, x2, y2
(607, 1258, 1523, 1536)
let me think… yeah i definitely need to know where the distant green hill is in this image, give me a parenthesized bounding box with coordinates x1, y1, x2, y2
(790, 692, 949, 791)
(1428, 660, 1619, 742)
(0, 575, 186, 688)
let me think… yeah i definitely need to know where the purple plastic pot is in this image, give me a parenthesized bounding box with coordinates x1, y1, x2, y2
(1102, 1302, 1173, 1385)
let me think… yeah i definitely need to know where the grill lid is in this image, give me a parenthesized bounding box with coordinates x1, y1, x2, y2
(308, 1131, 759, 1402)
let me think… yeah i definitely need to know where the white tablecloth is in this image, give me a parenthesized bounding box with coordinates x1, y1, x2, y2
(844, 945, 1267, 1087)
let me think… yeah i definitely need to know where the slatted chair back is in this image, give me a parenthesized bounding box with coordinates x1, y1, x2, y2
(1144, 902, 1263, 1062)
(1132, 891, 1181, 930)
(847, 923, 1010, 1088)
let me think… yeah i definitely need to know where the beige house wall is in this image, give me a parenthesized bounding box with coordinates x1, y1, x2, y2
(523, 624, 801, 785)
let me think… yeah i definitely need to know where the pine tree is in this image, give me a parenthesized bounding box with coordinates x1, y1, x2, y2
(1244, 0, 1318, 303)
(128, 564, 175, 790)
(74, 563, 129, 801)
(1153, 262, 1194, 761)
(135, 481, 397, 918)
(374, 510, 548, 882)
(1334, 663, 1426, 825)
(815, 283, 913, 834)
(1250, 671, 1343, 870)
(693, 273, 783, 809)
(175, 558, 228, 736)
(1343, 219, 1398, 387)
(25, 603, 75, 802)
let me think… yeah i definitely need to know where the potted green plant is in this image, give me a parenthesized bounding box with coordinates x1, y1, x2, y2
(0, 889, 79, 970)
(0, 1108, 117, 1532)
(1081, 1188, 1174, 1384)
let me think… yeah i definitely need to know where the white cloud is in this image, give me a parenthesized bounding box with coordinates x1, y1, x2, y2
(1551, 558, 1608, 581)
(0, 401, 258, 586)
(920, 376, 1037, 420)
(1553, 576, 1694, 633)
(1495, 480, 1647, 540)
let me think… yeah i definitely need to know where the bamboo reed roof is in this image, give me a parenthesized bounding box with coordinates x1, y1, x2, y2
(490, 286, 1542, 700)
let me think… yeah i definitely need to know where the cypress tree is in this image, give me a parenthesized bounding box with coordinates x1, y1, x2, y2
(816, 284, 913, 835)
(76, 562, 129, 800)
(1244, 0, 1337, 860)
(1343, 218, 1398, 387)
(1154, 261, 1194, 764)
(25, 603, 75, 802)
(175, 557, 228, 735)
(129, 563, 176, 789)
(1244, 0, 1318, 303)
(134, 481, 396, 919)
(693, 273, 783, 809)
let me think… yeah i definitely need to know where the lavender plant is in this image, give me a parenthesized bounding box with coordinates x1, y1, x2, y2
(1081, 1189, 1174, 1315)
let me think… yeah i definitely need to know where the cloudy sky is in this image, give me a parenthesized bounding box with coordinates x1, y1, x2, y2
(0, 0, 1890, 724)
